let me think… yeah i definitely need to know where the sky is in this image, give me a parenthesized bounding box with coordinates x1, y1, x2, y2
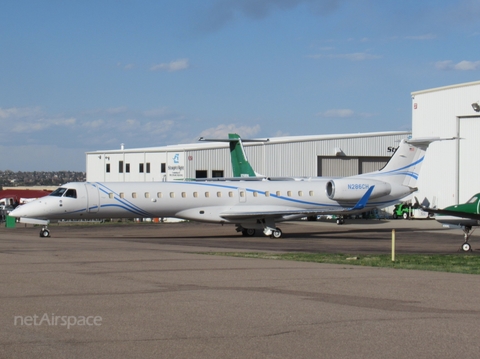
(1, 0, 480, 171)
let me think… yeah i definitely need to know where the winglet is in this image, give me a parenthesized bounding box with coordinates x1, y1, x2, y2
(351, 186, 375, 210)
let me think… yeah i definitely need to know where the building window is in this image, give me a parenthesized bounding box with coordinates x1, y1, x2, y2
(161, 163, 166, 173)
(139, 163, 144, 173)
(196, 170, 208, 178)
(119, 161, 124, 173)
(106, 163, 110, 173)
(212, 170, 224, 178)
(146, 163, 150, 173)
(126, 163, 130, 173)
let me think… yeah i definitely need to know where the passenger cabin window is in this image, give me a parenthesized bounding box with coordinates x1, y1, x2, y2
(182, 192, 187, 198)
(265, 191, 270, 197)
(276, 191, 281, 196)
(109, 193, 114, 199)
(120, 192, 125, 199)
(145, 192, 150, 198)
(287, 191, 292, 197)
(132, 192, 137, 199)
(157, 192, 162, 198)
(228, 192, 234, 197)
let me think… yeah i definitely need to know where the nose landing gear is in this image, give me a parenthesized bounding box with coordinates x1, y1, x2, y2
(40, 226, 50, 237)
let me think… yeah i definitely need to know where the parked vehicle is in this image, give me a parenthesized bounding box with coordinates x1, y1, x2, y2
(392, 203, 412, 219)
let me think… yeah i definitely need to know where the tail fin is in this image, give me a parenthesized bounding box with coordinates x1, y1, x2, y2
(228, 134, 258, 177)
(199, 133, 268, 177)
(370, 137, 455, 188)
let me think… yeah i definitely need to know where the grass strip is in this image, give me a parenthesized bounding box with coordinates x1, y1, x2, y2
(203, 252, 480, 275)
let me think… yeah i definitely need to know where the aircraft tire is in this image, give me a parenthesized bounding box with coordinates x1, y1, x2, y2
(271, 228, 282, 239)
(462, 243, 472, 252)
(40, 229, 50, 238)
(242, 228, 256, 237)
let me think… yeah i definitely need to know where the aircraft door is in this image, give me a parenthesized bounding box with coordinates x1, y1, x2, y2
(85, 183, 100, 213)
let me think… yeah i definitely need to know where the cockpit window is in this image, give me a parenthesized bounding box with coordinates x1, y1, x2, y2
(49, 188, 77, 198)
(467, 196, 478, 204)
(50, 188, 67, 197)
(64, 189, 77, 198)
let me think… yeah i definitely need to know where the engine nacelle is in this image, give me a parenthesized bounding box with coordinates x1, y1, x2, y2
(326, 179, 391, 201)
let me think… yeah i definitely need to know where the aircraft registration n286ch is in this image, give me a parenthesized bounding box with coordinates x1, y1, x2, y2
(10, 137, 449, 238)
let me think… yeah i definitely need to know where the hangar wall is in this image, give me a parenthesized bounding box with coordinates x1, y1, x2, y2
(86, 131, 410, 183)
(412, 80, 480, 208)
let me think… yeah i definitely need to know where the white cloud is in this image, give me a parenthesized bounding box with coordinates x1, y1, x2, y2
(405, 34, 436, 40)
(198, 124, 261, 139)
(317, 109, 354, 118)
(11, 117, 76, 133)
(150, 58, 190, 72)
(435, 60, 480, 70)
(0, 106, 43, 119)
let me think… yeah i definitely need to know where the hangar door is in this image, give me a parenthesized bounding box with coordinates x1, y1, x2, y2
(458, 116, 480, 202)
(318, 157, 389, 177)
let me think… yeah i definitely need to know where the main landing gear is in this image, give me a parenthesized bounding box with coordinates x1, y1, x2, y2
(39, 226, 50, 238)
(460, 226, 474, 252)
(237, 224, 283, 239)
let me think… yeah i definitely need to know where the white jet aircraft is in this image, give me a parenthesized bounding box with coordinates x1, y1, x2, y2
(10, 137, 445, 238)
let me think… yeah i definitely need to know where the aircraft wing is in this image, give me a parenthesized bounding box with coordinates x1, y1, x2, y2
(221, 186, 375, 220)
(415, 198, 480, 221)
(419, 207, 480, 220)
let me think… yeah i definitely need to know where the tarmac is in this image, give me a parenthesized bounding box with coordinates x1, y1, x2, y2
(1, 219, 480, 358)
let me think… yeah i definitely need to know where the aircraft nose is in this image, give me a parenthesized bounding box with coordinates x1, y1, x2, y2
(9, 200, 47, 219)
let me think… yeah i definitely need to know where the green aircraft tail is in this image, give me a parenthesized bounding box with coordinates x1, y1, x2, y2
(228, 134, 257, 177)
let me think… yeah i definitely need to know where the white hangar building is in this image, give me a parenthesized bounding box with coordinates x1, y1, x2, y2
(86, 131, 411, 183)
(412, 80, 480, 209)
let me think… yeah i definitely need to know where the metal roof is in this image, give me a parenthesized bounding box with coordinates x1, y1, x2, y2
(86, 131, 411, 154)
